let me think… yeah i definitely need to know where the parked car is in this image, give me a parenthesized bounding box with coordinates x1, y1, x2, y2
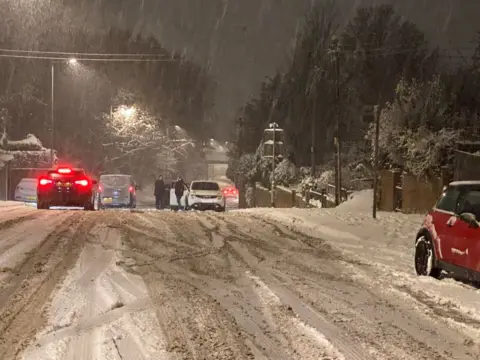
(37, 167, 97, 210)
(414, 181, 480, 282)
(221, 184, 239, 198)
(98, 174, 138, 209)
(14, 178, 37, 203)
(188, 180, 226, 212)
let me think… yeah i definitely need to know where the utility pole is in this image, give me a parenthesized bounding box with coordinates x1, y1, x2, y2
(334, 51, 342, 205)
(271, 123, 277, 207)
(372, 104, 380, 219)
(50, 63, 55, 166)
(311, 86, 316, 176)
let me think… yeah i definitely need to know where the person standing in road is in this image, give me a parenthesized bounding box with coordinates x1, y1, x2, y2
(154, 175, 165, 209)
(174, 176, 185, 210)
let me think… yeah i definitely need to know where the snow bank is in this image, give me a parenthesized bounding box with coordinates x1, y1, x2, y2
(336, 189, 372, 212)
(241, 191, 480, 338)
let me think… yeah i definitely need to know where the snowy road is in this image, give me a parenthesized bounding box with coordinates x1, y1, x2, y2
(0, 204, 478, 359)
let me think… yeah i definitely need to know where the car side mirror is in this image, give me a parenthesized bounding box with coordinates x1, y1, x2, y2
(459, 213, 480, 228)
(92, 180, 98, 185)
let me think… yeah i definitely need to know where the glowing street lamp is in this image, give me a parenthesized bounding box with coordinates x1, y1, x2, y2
(68, 58, 78, 65)
(120, 106, 136, 118)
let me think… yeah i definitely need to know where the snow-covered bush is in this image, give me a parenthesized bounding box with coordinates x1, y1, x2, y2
(272, 158, 297, 186)
(299, 169, 333, 194)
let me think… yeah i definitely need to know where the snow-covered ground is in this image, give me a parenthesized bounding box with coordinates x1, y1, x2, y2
(2, 199, 479, 359)
(22, 223, 169, 360)
(243, 190, 480, 343)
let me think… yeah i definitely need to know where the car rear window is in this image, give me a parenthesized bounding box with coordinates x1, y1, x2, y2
(100, 175, 131, 187)
(191, 182, 220, 191)
(48, 170, 85, 179)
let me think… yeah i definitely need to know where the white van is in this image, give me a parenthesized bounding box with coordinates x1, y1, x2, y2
(14, 178, 37, 203)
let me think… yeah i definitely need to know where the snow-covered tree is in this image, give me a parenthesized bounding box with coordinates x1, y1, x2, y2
(101, 105, 194, 180)
(367, 77, 461, 177)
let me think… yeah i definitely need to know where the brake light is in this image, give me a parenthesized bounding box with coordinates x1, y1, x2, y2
(57, 168, 72, 174)
(74, 179, 89, 187)
(129, 186, 134, 192)
(39, 178, 53, 186)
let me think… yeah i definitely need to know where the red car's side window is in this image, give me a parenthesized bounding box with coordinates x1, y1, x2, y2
(457, 189, 480, 220)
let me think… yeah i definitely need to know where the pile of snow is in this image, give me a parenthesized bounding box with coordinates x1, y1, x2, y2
(241, 191, 480, 340)
(336, 189, 372, 212)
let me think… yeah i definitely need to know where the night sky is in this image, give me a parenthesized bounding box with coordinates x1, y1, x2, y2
(81, 0, 479, 133)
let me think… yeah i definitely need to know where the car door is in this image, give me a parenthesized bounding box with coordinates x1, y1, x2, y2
(430, 186, 462, 264)
(452, 187, 480, 271)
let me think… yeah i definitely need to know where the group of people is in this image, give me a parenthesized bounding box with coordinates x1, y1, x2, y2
(153, 175, 185, 210)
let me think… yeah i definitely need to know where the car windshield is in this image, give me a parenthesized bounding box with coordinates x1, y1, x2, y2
(100, 175, 131, 187)
(191, 182, 220, 191)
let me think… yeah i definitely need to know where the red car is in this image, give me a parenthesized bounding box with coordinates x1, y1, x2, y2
(415, 181, 480, 282)
(222, 185, 239, 197)
(37, 167, 97, 210)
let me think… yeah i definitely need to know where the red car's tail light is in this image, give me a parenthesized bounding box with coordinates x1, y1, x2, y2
(39, 178, 53, 186)
(129, 186, 134, 192)
(57, 168, 72, 174)
(74, 179, 89, 187)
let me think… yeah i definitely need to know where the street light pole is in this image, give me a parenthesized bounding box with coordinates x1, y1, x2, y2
(50, 62, 55, 166)
(49, 58, 78, 167)
(271, 123, 276, 207)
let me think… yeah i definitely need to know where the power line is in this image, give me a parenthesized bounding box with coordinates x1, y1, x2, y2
(0, 44, 474, 60)
(0, 47, 170, 58)
(0, 53, 177, 62)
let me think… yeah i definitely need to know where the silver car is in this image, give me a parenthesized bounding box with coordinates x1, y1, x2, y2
(98, 174, 137, 209)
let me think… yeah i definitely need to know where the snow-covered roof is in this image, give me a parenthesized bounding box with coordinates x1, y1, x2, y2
(449, 180, 480, 186)
(264, 140, 284, 145)
(4, 134, 44, 151)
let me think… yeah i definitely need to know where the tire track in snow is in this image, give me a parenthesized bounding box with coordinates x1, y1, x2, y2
(0, 212, 94, 359)
(22, 219, 170, 360)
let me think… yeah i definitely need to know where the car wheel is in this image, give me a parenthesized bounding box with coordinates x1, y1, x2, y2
(414, 235, 441, 278)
